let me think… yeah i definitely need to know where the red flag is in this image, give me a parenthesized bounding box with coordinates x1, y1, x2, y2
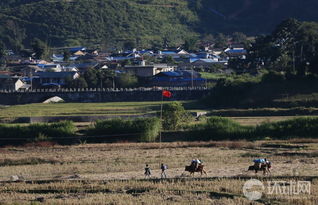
(162, 90, 172, 98)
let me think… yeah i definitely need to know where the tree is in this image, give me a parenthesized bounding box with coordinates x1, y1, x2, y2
(162, 102, 190, 130)
(65, 77, 88, 88)
(200, 34, 214, 47)
(116, 73, 138, 88)
(240, 31, 288, 73)
(72, 77, 88, 88)
(271, 18, 301, 74)
(195, 0, 203, 11)
(63, 50, 71, 62)
(272, 18, 301, 49)
(98, 69, 115, 88)
(31, 38, 49, 59)
(214, 33, 228, 48)
(124, 40, 136, 50)
(232, 32, 247, 44)
(296, 22, 318, 75)
(162, 56, 176, 64)
(0, 41, 6, 67)
(184, 37, 198, 51)
(84, 68, 98, 88)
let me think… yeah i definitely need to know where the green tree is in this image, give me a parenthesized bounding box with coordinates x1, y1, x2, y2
(162, 102, 190, 130)
(162, 56, 176, 64)
(84, 68, 98, 88)
(232, 32, 247, 44)
(63, 50, 71, 62)
(31, 38, 49, 59)
(0, 41, 6, 67)
(214, 33, 228, 48)
(184, 37, 198, 51)
(116, 73, 138, 88)
(243, 35, 277, 72)
(200, 34, 214, 47)
(65, 77, 88, 88)
(98, 69, 115, 88)
(72, 77, 88, 88)
(271, 18, 301, 74)
(124, 40, 136, 50)
(296, 22, 318, 75)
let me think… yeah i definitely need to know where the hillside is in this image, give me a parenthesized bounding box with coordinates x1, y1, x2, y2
(0, 0, 199, 49)
(199, 0, 318, 34)
(0, 0, 318, 49)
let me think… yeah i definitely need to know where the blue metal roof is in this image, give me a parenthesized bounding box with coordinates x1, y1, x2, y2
(157, 71, 182, 77)
(226, 49, 247, 54)
(69, 47, 86, 52)
(153, 77, 206, 82)
(161, 51, 177, 55)
(190, 58, 219, 63)
(37, 72, 77, 78)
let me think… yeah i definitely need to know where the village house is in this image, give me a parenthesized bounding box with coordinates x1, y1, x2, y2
(0, 75, 26, 91)
(34, 71, 79, 88)
(21, 65, 43, 77)
(224, 44, 247, 59)
(70, 62, 99, 73)
(124, 61, 176, 77)
(158, 49, 190, 59)
(37, 64, 62, 72)
(151, 70, 206, 87)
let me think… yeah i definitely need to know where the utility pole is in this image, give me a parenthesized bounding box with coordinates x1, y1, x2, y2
(191, 67, 194, 88)
(30, 68, 33, 90)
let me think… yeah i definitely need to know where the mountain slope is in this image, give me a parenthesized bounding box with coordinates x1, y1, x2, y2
(0, 0, 199, 48)
(0, 0, 318, 49)
(199, 0, 318, 34)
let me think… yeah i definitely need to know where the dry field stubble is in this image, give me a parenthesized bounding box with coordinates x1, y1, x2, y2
(0, 141, 318, 204)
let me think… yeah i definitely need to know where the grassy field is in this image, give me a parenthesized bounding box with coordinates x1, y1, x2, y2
(274, 93, 318, 103)
(199, 72, 228, 80)
(0, 101, 209, 119)
(2, 101, 317, 127)
(229, 116, 308, 126)
(0, 102, 168, 120)
(0, 140, 318, 204)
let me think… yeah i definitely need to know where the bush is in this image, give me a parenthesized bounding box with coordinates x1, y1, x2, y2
(188, 116, 318, 141)
(190, 117, 254, 140)
(88, 118, 161, 142)
(162, 102, 192, 130)
(261, 71, 285, 83)
(256, 117, 318, 139)
(0, 121, 76, 145)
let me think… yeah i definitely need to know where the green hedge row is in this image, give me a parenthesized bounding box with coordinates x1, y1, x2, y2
(1, 117, 318, 146)
(190, 116, 318, 140)
(87, 118, 161, 142)
(256, 117, 318, 139)
(190, 117, 254, 140)
(0, 121, 76, 145)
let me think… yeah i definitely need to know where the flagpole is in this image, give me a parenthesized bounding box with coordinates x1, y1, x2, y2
(159, 90, 171, 171)
(159, 91, 163, 166)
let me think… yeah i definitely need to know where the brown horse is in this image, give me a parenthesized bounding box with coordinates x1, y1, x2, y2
(248, 162, 271, 175)
(185, 164, 207, 176)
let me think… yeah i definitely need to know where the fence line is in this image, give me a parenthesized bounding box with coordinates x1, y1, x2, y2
(0, 87, 210, 94)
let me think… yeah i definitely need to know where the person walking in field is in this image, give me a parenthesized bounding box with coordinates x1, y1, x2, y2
(144, 164, 151, 178)
(160, 163, 168, 178)
(191, 159, 201, 170)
